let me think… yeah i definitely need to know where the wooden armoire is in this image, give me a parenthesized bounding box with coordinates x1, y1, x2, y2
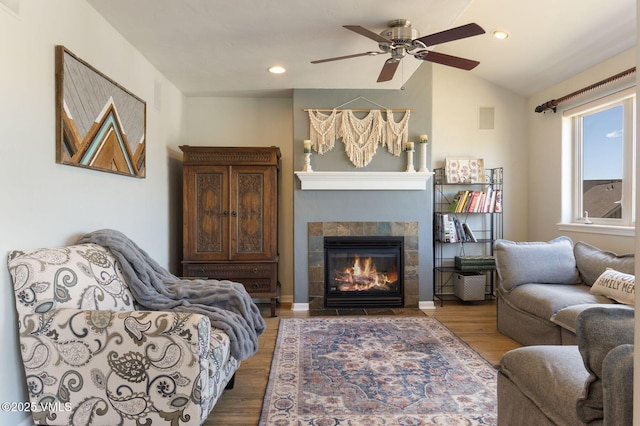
(180, 146, 281, 316)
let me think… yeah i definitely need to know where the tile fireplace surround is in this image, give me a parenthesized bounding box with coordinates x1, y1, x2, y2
(307, 221, 419, 308)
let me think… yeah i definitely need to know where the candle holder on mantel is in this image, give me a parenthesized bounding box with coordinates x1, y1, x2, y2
(418, 134, 429, 173)
(405, 142, 415, 173)
(302, 151, 313, 172)
(302, 140, 313, 172)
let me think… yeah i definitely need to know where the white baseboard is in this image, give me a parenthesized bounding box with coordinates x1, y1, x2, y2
(419, 301, 436, 310)
(291, 303, 309, 311)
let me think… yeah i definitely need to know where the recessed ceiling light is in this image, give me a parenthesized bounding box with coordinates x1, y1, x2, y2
(268, 66, 286, 74)
(492, 30, 509, 40)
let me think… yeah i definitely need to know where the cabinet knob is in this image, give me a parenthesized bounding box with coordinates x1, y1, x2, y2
(252, 267, 258, 274)
(223, 210, 229, 217)
(231, 211, 237, 217)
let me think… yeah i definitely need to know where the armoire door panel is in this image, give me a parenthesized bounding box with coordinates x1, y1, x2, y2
(185, 165, 229, 260)
(230, 166, 276, 260)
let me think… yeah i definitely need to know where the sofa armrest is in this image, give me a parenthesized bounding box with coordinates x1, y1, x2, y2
(602, 344, 633, 426)
(576, 307, 634, 423)
(19, 308, 214, 425)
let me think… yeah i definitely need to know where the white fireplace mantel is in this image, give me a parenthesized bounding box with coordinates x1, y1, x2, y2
(295, 171, 433, 191)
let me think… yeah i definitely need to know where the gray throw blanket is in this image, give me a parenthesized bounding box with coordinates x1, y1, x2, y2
(78, 229, 266, 361)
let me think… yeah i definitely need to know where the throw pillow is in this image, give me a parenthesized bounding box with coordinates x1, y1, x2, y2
(494, 236, 581, 291)
(590, 268, 635, 305)
(574, 241, 634, 286)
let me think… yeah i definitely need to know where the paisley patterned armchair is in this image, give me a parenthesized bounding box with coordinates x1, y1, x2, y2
(8, 243, 239, 425)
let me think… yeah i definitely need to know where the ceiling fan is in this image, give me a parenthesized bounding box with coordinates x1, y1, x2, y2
(311, 19, 485, 82)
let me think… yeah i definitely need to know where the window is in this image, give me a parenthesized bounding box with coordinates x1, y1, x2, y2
(563, 87, 635, 230)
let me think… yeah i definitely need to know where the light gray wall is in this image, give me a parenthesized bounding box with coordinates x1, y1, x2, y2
(526, 48, 635, 253)
(292, 64, 434, 304)
(183, 97, 295, 300)
(432, 66, 528, 243)
(0, 1, 186, 424)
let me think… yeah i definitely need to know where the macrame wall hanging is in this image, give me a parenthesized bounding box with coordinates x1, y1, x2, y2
(307, 105, 411, 168)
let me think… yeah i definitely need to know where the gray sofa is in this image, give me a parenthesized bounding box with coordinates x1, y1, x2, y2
(497, 307, 634, 425)
(494, 237, 634, 345)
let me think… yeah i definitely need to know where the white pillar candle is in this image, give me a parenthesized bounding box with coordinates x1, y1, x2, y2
(302, 140, 313, 172)
(418, 137, 429, 173)
(406, 144, 415, 173)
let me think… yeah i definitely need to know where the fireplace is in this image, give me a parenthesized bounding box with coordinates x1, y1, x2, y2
(324, 236, 404, 308)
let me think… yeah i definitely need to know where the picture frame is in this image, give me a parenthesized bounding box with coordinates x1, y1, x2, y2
(55, 45, 146, 178)
(445, 158, 485, 183)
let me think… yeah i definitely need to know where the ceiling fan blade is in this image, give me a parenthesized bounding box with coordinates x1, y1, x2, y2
(415, 23, 485, 47)
(311, 51, 383, 64)
(343, 25, 391, 43)
(416, 50, 480, 70)
(377, 59, 400, 82)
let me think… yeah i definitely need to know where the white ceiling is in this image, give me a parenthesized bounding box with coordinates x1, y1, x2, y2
(87, 0, 636, 98)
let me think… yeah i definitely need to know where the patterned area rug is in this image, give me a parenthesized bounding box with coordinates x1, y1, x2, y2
(259, 317, 497, 426)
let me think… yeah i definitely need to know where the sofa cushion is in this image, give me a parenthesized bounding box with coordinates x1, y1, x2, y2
(494, 237, 581, 291)
(8, 244, 136, 317)
(589, 268, 635, 305)
(576, 307, 635, 423)
(551, 303, 633, 334)
(574, 241, 634, 286)
(497, 345, 589, 426)
(504, 283, 612, 323)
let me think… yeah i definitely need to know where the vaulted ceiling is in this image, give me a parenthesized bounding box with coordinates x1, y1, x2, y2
(87, 0, 635, 97)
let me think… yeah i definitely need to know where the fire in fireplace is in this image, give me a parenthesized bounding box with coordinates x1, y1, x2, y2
(324, 236, 404, 308)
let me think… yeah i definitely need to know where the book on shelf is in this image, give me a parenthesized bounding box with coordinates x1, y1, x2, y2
(462, 222, 477, 242)
(455, 255, 496, 270)
(452, 217, 465, 242)
(435, 213, 461, 243)
(436, 213, 482, 244)
(447, 188, 501, 213)
(467, 191, 480, 212)
(435, 213, 454, 242)
(494, 189, 503, 213)
(484, 187, 494, 212)
(449, 191, 464, 212)
(456, 264, 497, 271)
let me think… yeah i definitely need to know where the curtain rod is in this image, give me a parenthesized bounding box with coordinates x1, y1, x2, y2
(534, 67, 636, 113)
(304, 109, 413, 113)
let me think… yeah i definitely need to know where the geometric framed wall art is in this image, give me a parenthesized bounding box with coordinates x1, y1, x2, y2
(55, 45, 146, 178)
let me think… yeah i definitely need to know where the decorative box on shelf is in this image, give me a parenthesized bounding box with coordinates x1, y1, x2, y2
(453, 272, 486, 301)
(445, 158, 485, 183)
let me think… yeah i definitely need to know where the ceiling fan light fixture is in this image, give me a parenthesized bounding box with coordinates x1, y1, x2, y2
(492, 30, 509, 40)
(268, 65, 286, 74)
(311, 21, 485, 82)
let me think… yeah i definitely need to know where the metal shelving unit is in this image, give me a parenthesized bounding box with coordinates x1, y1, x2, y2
(433, 167, 503, 305)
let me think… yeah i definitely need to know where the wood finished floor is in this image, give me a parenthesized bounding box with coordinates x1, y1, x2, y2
(203, 300, 521, 425)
